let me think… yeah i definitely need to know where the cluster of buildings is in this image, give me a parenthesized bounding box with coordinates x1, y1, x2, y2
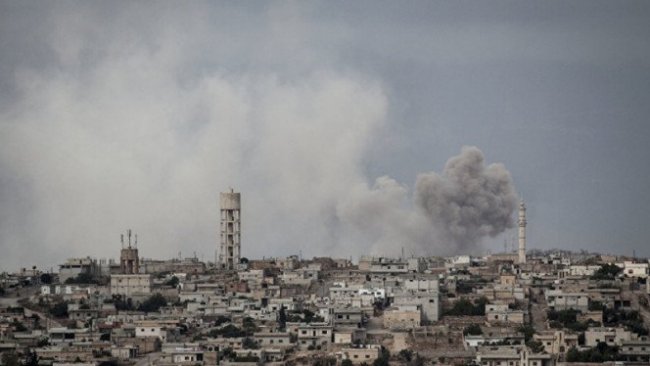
(1, 192, 650, 366)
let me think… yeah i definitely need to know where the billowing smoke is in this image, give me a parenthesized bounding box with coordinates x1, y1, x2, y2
(338, 146, 518, 256)
(415, 146, 518, 253)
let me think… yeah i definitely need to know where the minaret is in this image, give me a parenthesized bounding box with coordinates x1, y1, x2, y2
(518, 201, 527, 264)
(219, 189, 241, 270)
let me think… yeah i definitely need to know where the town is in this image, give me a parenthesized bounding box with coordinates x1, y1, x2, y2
(1, 190, 649, 366)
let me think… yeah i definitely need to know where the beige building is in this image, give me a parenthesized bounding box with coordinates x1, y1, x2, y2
(583, 327, 632, 347)
(110, 274, 152, 297)
(338, 345, 381, 364)
(383, 306, 421, 330)
(533, 330, 579, 354)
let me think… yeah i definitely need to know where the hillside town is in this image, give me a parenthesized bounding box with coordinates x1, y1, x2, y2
(1, 192, 649, 366)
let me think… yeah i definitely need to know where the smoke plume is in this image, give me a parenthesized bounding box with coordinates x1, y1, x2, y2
(415, 146, 518, 253)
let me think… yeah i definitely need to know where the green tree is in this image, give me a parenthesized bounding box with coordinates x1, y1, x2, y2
(398, 349, 414, 362)
(138, 293, 167, 313)
(591, 264, 622, 280)
(526, 340, 544, 353)
(1, 352, 20, 366)
(278, 305, 287, 330)
(165, 276, 180, 288)
(50, 301, 69, 317)
(463, 324, 483, 336)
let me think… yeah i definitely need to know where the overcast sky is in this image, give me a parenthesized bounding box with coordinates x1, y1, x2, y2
(1, 1, 649, 271)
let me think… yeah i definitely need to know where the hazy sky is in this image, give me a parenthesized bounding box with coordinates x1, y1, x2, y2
(1, 1, 649, 271)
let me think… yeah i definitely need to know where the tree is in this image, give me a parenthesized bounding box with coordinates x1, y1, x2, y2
(138, 293, 167, 313)
(50, 301, 69, 317)
(526, 340, 544, 353)
(40, 273, 53, 284)
(463, 324, 483, 336)
(398, 349, 414, 362)
(342, 360, 354, 366)
(165, 276, 180, 288)
(373, 346, 390, 366)
(242, 337, 259, 349)
(517, 325, 536, 342)
(1, 352, 20, 366)
(278, 305, 287, 330)
(591, 264, 622, 280)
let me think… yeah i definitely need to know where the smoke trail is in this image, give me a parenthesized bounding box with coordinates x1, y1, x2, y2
(415, 146, 518, 252)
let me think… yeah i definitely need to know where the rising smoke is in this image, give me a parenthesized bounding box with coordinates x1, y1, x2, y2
(339, 146, 518, 256)
(415, 146, 519, 253)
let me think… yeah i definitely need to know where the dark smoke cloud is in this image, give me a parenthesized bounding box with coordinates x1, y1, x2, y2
(337, 146, 518, 256)
(415, 146, 518, 252)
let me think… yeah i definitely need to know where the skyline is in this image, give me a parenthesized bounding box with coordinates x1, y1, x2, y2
(1, 1, 650, 270)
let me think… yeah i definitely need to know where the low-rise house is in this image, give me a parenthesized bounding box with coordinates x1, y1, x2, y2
(486, 304, 526, 324)
(291, 322, 332, 350)
(333, 327, 366, 344)
(253, 331, 292, 348)
(583, 327, 633, 347)
(619, 339, 650, 363)
(545, 290, 589, 312)
(337, 345, 381, 364)
(533, 330, 579, 354)
(333, 307, 364, 327)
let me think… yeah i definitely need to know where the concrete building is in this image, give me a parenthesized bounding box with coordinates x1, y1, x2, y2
(533, 330, 579, 354)
(338, 345, 381, 364)
(518, 201, 527, 264)
(110, 274, 152, 297)
(58, 257, 99, 283)
(583, 327, 633, 347)
(486, 304, 526, 324)
(545, 290, 589, 312)
(620, 261, 649, 278)
(219, 189, 241, 270)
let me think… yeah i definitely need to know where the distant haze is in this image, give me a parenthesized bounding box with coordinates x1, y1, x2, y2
(1, 1, 650, 270)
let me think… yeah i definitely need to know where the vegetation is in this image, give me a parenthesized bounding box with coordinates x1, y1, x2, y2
(373, 346, 390, 366)
(591, 264, 622, 280)
(65, 272, 100, 284)
(603, 308, 648, 336)
(242, 337, 259, 349)
(165, 276, 180, 288)
(209, 324, 247, 338)
(444, 297, 488, 316)
(50, 301, 69, 318)
(39, 273, 53, 284)
(547, 309, 594, 332)
(517, 324, 536, 342)
(278, 305, 287, 330)
(566, 342, 620, 362)
(138, 293, 167, 313)
(214, 316, 231, 326)
(526, 340, 544, 353)
(1, 352, 20, 366)
(463, 324, 483, 336)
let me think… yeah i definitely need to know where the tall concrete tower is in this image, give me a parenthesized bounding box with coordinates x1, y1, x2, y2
(219, 189, 241, 270)
(120, 229, 140, 274)
(518, 201, 527, 264)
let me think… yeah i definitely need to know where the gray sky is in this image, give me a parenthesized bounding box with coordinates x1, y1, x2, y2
(1, 1, 649, 271)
